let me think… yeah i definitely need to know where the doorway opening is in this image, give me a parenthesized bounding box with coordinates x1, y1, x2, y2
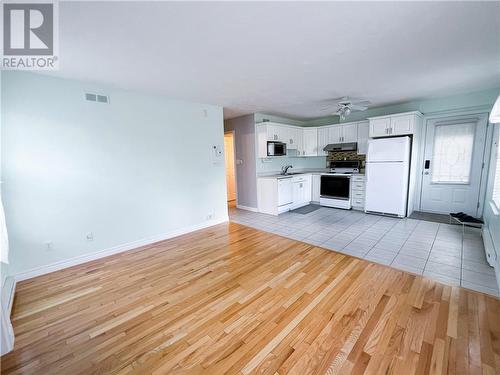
(224, 131, 237, 208)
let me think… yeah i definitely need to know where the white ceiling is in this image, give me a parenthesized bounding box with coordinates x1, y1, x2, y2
(48, 1, 500, 119)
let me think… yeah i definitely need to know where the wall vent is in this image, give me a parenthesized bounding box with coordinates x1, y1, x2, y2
(85, 92, 109, 104)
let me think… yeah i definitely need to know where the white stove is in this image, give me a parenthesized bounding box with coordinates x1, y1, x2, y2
(320, 161, 360, 209)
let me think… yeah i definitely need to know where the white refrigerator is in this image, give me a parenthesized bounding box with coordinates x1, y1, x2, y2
(365, 136, 411, 217)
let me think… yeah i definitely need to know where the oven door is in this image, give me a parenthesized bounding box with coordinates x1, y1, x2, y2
(320, 175, 351, 200)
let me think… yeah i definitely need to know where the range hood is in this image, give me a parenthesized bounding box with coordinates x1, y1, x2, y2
(323, 142, 357, 152)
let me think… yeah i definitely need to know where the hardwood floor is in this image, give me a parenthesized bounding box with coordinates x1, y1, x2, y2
(2, 222, 499, 374)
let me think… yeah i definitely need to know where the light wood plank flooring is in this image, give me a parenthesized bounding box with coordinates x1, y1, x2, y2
(1, 222, 499, 374)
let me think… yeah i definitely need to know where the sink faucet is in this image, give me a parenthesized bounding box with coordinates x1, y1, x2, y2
(281, 165, 293, 175)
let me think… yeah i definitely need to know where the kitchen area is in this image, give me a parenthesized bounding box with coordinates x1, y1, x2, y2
(227, 110, 499, 296)
(255, 111, 422, 218)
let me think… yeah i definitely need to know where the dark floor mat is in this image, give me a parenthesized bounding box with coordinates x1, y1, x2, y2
(409, 211, 451, 224)
(291, 204, 322, 215)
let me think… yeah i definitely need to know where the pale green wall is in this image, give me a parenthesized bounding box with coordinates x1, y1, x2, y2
(2, 72, 227, 275)
(254, 113, 306, 126)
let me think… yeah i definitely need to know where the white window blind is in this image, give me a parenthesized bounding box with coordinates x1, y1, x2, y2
(431, 123, 475, 184)
(492, 130, 500, 209)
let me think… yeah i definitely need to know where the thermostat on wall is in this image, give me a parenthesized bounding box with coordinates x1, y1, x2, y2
(212, 145, 223, 164)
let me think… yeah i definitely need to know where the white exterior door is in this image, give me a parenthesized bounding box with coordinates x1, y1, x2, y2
(420, 114, 488, 216)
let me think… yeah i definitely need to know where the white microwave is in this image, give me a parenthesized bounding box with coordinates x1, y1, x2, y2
(267, 141, 286, 156)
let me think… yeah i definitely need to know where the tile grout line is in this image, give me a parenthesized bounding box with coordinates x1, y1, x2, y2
(389, 220, 431, 271)
(361, 218, 407, 259)
(421, 223, 442, 277)
(315, 211, 380, 247)
(337, 215, 386, 254)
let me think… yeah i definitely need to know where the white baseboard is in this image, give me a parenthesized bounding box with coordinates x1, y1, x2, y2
(236, 205, 258, 212)
(14, 216, 229, 282)
(482, 226, 500, 292)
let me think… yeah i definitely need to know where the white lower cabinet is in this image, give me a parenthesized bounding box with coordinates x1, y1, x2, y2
(312, 174, 321, 203)
(351, 175, 366, 211)
(278, 178, 293, 207)
(290, 175, 312, 210)
(257, 174, 312, 215)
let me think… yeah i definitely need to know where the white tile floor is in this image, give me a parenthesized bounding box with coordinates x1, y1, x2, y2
(229, 206, 500, 297)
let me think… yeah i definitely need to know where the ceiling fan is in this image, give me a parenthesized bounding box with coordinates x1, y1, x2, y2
(321, 97, 371, 120)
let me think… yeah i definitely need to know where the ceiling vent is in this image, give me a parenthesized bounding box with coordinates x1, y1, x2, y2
(85, 92, 109, 104)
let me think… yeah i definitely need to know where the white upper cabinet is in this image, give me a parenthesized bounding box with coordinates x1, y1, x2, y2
(294, 127, 304, 155)
(391, 115, 413, 135)
(328, 126, 342, 144)
(302, 128, 318, 156)
(342, 123, 358, 143)
(317, 127, 329, 156)
(369, 117, 391, 137)
(357, 121, 369, 154)
(286, 127, 298, 150)
(327, 123, 358, 143)
(368, 112, 422, 138)
(264, 123, 289, 142)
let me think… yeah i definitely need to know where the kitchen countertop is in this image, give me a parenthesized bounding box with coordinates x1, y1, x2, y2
(257, 169, 365, 179)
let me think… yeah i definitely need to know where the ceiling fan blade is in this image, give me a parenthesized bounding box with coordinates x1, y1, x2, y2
(350, 105, 368, 111)
(351, 100, 371, 106)
(318, 106, 335, 112)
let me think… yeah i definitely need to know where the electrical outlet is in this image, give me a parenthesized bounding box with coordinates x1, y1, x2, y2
(45, 241, 53, 250)
(206, 214, 214, 220)
(86, 232, 94, 241)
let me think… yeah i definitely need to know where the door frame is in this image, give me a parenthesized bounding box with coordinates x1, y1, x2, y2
(224, 130, 238, 205)
(416, 111, 491, 217)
